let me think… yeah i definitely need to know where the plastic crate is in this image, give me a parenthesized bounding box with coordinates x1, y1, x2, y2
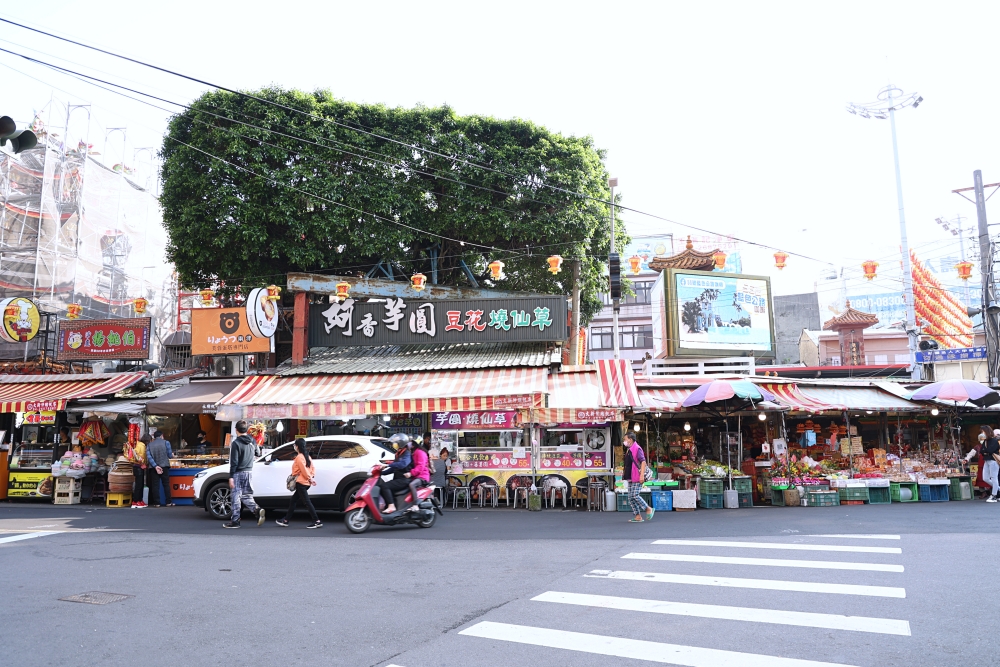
(867, 486, 891, 504)
(54, 489, 81, 505)
(738, 492, 753, 508)
(699, 492, 724, 509)
(837, 487, 870, 503)
(949, 476, 972, 501)
(771, 487, 786, 506)
(55, 477, 83, 492)
(890, 481, 918, 502)
(842, 500, 864, 505)
(729, 477, 752, 494)
(807, 490, 840, 507)
(803, 484, 830, 493)
(918, 483, 950, 502)
(106, 492, 132, 508)
(616, 491, 652, 512)
(698, 478, 725, 495)
(651, 490, 673, 511)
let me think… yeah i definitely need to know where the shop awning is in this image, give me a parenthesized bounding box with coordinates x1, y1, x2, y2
(530, 369, 625, 424)
(144, 379, 244, 415)
(759, 383, 844, 412)
(796, 385, 924, 412)
(0, 372, 146, 413)
(637, 387, 695, 412)
(594, 359, 641, 408)
(65, 399, 147, 416)
(218, 368, 548, 419)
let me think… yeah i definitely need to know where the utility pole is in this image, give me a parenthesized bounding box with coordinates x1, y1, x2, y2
(569, 259, 581, 364)
(609, 177, 621, 361)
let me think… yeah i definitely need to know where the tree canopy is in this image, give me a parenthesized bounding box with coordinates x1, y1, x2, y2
(160, 87, 626, 324)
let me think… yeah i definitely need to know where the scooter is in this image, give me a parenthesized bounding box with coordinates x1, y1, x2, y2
(343, 464, 442, 534)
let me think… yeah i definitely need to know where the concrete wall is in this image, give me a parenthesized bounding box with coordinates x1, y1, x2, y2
(774, 293, 821, 364)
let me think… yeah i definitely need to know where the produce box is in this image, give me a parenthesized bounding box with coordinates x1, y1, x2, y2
(697, 477, 724, 495)
(868, 486, 891, 504)
(651, 490, 673, 511)
(890, 481, 918, 502)
(729, 477, 752, 494)
(672, 489, 697, 510)
(807, 490, 840, 507)
(699, 492, 724, 509)
(918, 483, 949, 502)
(837, 487, 870, 502)
(737, 492, 753, 508)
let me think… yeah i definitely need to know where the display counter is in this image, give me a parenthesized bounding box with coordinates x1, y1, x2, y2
(8, 448, 55, 499)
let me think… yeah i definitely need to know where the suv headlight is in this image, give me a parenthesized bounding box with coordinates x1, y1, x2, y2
(194, 470, 208, 479)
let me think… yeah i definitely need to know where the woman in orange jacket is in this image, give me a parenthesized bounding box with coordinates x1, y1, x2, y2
(275, 439, 321, 529)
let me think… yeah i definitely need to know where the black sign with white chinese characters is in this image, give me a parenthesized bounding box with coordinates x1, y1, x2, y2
(308, 296, 568, 347)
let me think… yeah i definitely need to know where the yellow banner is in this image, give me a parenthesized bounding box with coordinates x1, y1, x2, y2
(8, 472, 54, 497)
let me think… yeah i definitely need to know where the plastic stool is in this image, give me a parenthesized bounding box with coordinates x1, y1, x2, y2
(512, 487, 530, 508)
(548, 485, 569, 509)
(479, 484, 499, 508)
(451, 486, 471, 509)
(588, 481, 607, 511)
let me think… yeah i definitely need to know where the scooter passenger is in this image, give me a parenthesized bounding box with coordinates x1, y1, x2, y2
(403, 441, 431, 511)
(377, 435, 415, 514)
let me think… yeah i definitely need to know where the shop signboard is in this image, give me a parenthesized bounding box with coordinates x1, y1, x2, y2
(572, 409, 618, 423)
(0, 297, 40, 343)
(389, 415, 424, 429)
(55, 317, 152, 361)
(23, 410, 56, 425)
(431, 411, 517, 430)
(24, 400, 61, 412)
(308, 296, 567, 347)
(190, 308, 273, 356)
(8, 472, 53, 497)
(653, 269, 775, 358)
(916, 346, 987, 364)
(458, 450, 531, 470)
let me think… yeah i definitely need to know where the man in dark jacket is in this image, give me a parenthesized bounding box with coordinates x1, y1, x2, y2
(223, 420, 264, 528)
(147, 430, 174, 507)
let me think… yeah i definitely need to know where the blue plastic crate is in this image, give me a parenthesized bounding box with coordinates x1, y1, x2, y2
(651, 490, 673, 511)
(918, 483, 950, 502)
(699, 492, 724, 509)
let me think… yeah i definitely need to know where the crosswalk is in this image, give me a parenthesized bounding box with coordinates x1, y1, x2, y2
(456, 533, 909, 667)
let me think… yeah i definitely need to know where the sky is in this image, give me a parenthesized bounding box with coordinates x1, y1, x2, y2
(2, 1, 999, 304)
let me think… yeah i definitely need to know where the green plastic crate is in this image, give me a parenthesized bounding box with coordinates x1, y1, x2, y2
(806, 490, 840, 507)
(890, 481, 918, 502)
(699, 492, 724, 509)
(737, 491, 753, 508)
(949, 476, 972, 501)
(837, 486, 870, 502)
(729, 477, 752, 494)
(867, 486, 891, 504)
(616, 491, 652, 512)
(698, 478, 725, 495)
(770, 487, 786, 506)
(803, 484, 830, 493)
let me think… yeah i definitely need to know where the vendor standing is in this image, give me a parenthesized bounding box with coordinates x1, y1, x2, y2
(146, 430, 174, 507)
(194, 430, 211, 455)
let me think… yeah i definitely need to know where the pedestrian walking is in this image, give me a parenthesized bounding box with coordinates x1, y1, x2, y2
(128, 434, 149, 508)
(623, 432, 653, 522)
(146, 430, 174, 507)
(224, 420, 264, 528)
(275, 439, 321, 529)
(981, 425, 1000, 502)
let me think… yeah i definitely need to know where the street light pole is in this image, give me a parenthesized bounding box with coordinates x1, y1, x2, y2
(847, 85, 923, 381)
(609, 177, 620, 360)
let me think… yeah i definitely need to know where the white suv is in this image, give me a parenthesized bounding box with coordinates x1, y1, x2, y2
(193, 436, 396, 520)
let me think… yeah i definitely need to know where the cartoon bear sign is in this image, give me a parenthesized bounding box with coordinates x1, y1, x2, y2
(219, 311, 240, 334)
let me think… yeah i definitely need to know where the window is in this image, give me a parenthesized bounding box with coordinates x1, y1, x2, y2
(620, 325, 653, 349)
(872, 354, 888, 365)
(269, 444, 297, 461)
(590, 327, 614, 350)
(337, 444, 367, 458)
(624, 282, 653, 305)
(312, 441, 352, 459)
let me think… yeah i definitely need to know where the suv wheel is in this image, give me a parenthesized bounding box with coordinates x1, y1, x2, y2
(207, 482, 232, 520)
(341, 483, 363, 511)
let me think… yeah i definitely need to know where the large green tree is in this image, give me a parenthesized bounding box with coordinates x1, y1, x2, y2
(160, 87, 626, 323)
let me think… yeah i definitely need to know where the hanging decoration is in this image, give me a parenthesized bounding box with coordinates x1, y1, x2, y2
(712, 250, 727, 270)
(546, 255, 563, 275)
(132, 297, 148, 315)
(266, 285, 282, 301)
(488, 260, 506, 280)
(411, 273, 427, 291)
(66, 303, 82, 320)
(773, 251, 788, 270)
(628, 255, 642, 275)
(862, 260, 879, 281)
(335, 281, 351, 302)
(956, 260, 974, 282)
(199, 288, 215, 306)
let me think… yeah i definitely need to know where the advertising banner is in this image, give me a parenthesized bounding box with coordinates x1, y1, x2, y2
(55, 317, 152, 361)
(431, 411, 518, 430)
(458, 450, 531, 470)
(8, 472, 53, 497)
(309, 296, 567, 347)
(666, 269, 774, 357)
(0, 297, 40, 343)
(23, 410, 57, 425)
(916, 346, 987, 364)
(190, 308, 272, 356)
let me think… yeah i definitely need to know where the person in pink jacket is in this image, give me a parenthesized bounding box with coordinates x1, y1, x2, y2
(403, 442, 431, 512)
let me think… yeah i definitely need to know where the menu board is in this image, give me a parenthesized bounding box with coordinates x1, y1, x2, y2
(458, 450, 531, 470)
(541, 451, 585, 470)
(584, 452, 608, 469)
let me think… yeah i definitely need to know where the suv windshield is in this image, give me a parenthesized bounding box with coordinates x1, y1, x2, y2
(369, 438, 394, 454)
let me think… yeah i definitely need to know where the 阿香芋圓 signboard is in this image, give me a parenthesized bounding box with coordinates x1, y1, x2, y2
(55, 317, 152, 361)
(308, 296, 567, 347)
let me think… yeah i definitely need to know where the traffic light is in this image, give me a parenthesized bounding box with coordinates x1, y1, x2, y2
(0, 116, 38, 154)
(609, 251, 622, 301)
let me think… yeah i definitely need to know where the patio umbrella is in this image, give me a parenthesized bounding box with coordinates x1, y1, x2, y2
(682, 379, 775, 408)
(910, 379, 1000, 408)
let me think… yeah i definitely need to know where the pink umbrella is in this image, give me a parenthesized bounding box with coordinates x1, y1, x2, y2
(911, 379, 999, 408)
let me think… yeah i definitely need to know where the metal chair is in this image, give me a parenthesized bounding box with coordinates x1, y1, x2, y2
(433, 485, 446, 507)
(548, 484, 569, 509)
(587, 481, 607, 511)
(512, 486, 530, 508)
(451, 486, 471, 509)
(479, 483, 500, 508)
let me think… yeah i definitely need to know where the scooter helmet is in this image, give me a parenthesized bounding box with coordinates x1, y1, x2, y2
(388, 433, 411, 450)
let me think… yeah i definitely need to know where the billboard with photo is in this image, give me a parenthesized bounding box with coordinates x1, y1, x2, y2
(654, 269, 775, 358)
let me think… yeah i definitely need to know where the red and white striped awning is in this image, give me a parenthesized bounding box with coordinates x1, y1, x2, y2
(759, 383, 844, 412)
(594, 359, 641, 408)
(637, 387, 695, 412)
(218, 368, 548, 419)
(0, 372, 147, 413)
(525, 369, 625, 424)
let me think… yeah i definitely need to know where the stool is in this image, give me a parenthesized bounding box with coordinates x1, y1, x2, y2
(106, 492, 132, 508)
(451, 486, 471, 510)
(512, 487, 530, 508)
(548, 485, 569, 509)
(479, 484, 499, 508)
(433, 486, 446, 507)
(588, 481, 607, 511)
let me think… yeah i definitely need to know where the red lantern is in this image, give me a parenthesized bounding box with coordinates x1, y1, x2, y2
(488, 260, 505, 280)
(335, 281, 351, 302)
(628, 255, 642, 275)
(712, 250, 727, 270)
(132, 297, 148, 315)
(546, 255, 563, 275)
(199, 288, 215, 306)
(411, 273, 427, 291)
(773, 251, 788, 270)
(66, 303, 82, 320)
(862, 260, 879, 281)
(956, 260, 974, 281)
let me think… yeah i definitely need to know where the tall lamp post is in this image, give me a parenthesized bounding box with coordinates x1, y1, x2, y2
(847, 85, 924, 381)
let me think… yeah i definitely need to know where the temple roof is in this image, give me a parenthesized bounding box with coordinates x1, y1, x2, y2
(822, 300, 881, 331)
(648, 235, 719, 272)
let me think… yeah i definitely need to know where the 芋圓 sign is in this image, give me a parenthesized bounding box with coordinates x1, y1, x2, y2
(916, 346, 987, 364)
(308, 296, 568, 347)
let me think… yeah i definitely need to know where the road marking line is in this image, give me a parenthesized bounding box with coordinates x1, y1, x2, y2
(533, 591, 910, 635)
(807, 534, 901, 540)
(585, 569, 906, 598)
(652, 539, 901, 554)
(0, 531, 60, 544)
(459, 622, 859, 667)
(623, 553, 904, 572)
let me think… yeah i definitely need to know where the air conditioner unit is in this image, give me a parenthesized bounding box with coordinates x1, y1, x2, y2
(215, 357, 238, 377)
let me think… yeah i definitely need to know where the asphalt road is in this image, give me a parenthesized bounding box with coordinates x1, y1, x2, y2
(1, 499, 996, 667)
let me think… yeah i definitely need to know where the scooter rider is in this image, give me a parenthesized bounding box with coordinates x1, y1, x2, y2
(377, 434, 415, 514)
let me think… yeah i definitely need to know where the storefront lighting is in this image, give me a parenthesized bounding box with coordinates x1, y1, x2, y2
(931, 408, 939, 416)
(712, 250, 727, 270)
(758, 412, 767, 421)
(654, 412, 662, 418)
(683, 421, 691, 431)
(546, 255, 563, 274)
(862, 260, 879, 281)
(275, 421, 284, 433)
(382, 414, 391, 422)
(335, 281, 351, 302)
(488, 260, 506, 281)
(773, 251, 788, 270)
(866, 410, 874, 415)
(411, 273, 427, 291)
(633, 423, 641, 432)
